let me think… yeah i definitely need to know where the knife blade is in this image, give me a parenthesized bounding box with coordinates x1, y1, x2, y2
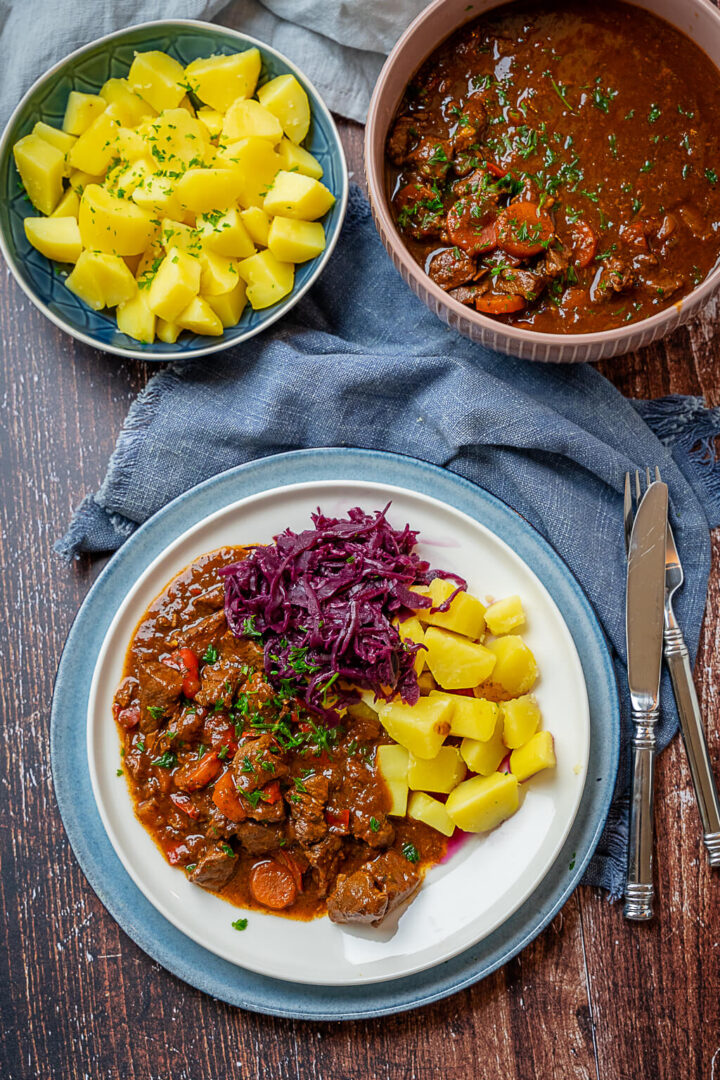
(624, 479, 668, 921)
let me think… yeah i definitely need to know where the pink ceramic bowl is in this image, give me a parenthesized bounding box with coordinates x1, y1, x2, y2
(365, 0, 720, 363)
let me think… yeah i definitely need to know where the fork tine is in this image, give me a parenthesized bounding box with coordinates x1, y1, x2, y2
(655, 465, 662, 483)
(646, 466, 652, 490)
(635, 469, 642, 509)
(624, 473, 633, 555)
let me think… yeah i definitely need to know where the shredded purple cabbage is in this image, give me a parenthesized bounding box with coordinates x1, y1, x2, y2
(220, 505, 466, 721)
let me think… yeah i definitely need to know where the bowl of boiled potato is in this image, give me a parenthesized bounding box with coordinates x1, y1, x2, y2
(0, 20, 348, 359)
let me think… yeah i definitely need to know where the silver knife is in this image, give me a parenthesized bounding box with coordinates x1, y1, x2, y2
(624, 480, 668, 921)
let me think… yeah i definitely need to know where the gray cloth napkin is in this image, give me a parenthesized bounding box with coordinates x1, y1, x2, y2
(0, 0, 426, 126)
(58, 186, 720, 901)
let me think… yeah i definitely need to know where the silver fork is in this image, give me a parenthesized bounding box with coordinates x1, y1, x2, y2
(625, 468, 720, 867)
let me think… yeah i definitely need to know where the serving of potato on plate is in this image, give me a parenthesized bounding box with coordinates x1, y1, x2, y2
(12, 47, 336, 344)
(371, 579, 556, 840)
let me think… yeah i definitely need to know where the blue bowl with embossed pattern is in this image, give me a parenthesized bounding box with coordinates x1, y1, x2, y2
(0, 20, 348, 361)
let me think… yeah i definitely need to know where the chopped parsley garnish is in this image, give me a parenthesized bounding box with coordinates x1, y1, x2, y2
(232, 918, 248, 931)
(151, 750, 177, 769)
(706, 168, 718, 185)
(147, 705, 165, 721)
(241, 615, 263, 639)
(220, 843, 236, 858)
(116, 768, 123, 777)
(369, 817, 380, 833)
(647, 103, 661, 124)
(402, 841, 420, 864)
(202, 643, 219, 665)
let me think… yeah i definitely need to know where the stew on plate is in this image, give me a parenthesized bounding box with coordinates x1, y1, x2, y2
(113, 547, 445, 925)
(385, 0, 720, 333)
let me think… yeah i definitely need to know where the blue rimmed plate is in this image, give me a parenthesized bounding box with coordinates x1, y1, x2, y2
(0, 21, 348, 361)
(51, 448, 619, 1018)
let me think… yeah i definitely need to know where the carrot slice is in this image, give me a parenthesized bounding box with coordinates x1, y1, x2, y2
(249, 859, 298, 910)
(475, 293, 526, 314)
(447, 201, 498, 255)
(212, 770, 249, 822)
(572, 220, 598, 267)
(496, 202, 554, 258)
(276, 850, 304, 894)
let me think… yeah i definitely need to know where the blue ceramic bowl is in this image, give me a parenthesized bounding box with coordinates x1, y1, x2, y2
(0, 20, 348, 361)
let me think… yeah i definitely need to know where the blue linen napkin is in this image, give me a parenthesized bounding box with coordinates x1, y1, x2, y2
(57, 186, 720, 900)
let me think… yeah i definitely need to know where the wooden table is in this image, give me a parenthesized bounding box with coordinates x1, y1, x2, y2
(1, 114, 719, 1080)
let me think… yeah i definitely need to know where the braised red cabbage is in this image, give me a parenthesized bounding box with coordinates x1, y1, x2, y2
(220, 505, 465, 720)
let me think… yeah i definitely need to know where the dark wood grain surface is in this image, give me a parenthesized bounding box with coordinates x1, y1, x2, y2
(1, 113, 719, 1080)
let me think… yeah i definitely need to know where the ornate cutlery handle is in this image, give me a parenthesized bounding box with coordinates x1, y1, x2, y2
(624, 706, 657, 920)
(664, 621, 720, 866)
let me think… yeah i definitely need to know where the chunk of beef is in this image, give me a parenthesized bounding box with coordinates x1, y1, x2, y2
(643, 271, 685, 299)
(409, 137, 453, 181)
(303, 835, 342, 897)
(545, 246, 569, 278)
(448, 282, 491, 306)
(191, 585, 225, 614)
(189, 846, 237, 890)
(177, 609, 226, 657)
(113, 675, 138, 712)
(393, 180, 446, 241)
(232, 733, 289, 796)
(495, 267, 548, 301)
(235, 821, 285, 855)
(248, 794, 286, 823)
(137, 661, 183, 731)
(386, 114, 421, 165)
(327, 867, 388, 926)
(352, 809, 395, 848)
(175, 704, 205, 741)
(451, 94, 486, 153)
(288, 774, 329, 845)
(595, 256, 637, 296)
(195, 632, 248, 708)
(327, 849, 420, 927)
(427, 247, 477, 291)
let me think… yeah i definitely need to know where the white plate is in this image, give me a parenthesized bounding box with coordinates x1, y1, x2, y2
(87, 480, 590, 986)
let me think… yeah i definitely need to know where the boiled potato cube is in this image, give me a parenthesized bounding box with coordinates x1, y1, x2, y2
(446, 772, 519, 833)
(68, 108, 120, 175)
(205, 280, 247, 327)
(268, 216, 325, 262)
(408, 746, 466, 794)
(62, 91, 106, 135)
(50, 188, 80, 220)
(485, 595, 526, 636)
(128, 50, 185, 112)
(487, 636, 537, 695)
(135, 242, 164, 283)
(175, 167, 240, 214)
(502, 693, 541, 749)
(156, 317, 181, 343)
(79, 185, 156, 256)
(114, 125, 147, 163)
(144, 109, 207, 167)
(147, 246, 201, 321)
(376, 743, 409, 816)
(198, 208, 256, 258)
(199, 251, 241, 296)
(106, 157, 152, 199)
(24, 216, 82, 263)
(99, 77, 156, 126)
(218, 137, 281, 208)
(176, 295, 223, 336)
(460, 714, 507, 776)
(510, 731, 556, 782)
(117, 290, 156, 343)
(66, 250, 136, 310)
(377, 696, 452, 760)
(408, 792, 455, 837)
(263, 170, 334, 220)
(396, 615, 426, 676)
(376, 743, 409, 782)
(276, 137, 323, 179)
(33, 122, 76, 162)
(237, 249, 294, 310)
(222, 99, 283, 143)
(257, 74, 310, 144)
(197, 106, 223, 136)
(185, 49, 261, 111)
(418, 577, 486, 639)
(132, 174, 184, 219)
(68, 168, 103, 195)
(429, 690, 498, 742)
(13, 134, 64, 214)
(159, 218, 202, 255)
(240, 205, 270, 246)
(424, 626, 496, 690)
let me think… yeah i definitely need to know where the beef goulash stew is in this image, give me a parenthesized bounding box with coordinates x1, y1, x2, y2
(385, 0, 720, 333)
